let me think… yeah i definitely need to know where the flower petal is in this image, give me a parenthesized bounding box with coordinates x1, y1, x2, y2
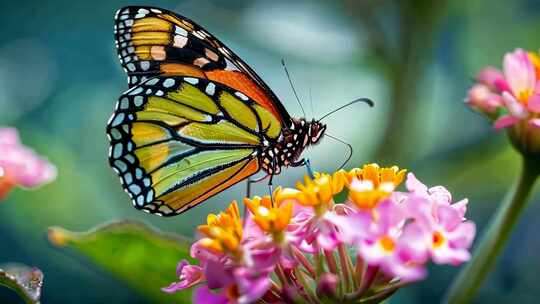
(447, 221, 476, 249)
(493, 114, 520, 129)
(193, 286, 229, 304)
(436, 204, 461, 231)
(528, 93, 540, 113)
(502, 91, 528, 118)
(477, 67, 505, 91)
(529, 118, 540, 128)
(405, 173, 428, 195)
(0, 128, 20, 146)
(503, 49, 536, 97)
(428, 186, 452, 205)
(235, 267, 271, 304)
(205, 259, 233, 289)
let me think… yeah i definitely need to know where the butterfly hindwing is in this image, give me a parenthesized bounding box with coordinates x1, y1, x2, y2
(114, 6, 291, 124)
(107, 76, 283, 215)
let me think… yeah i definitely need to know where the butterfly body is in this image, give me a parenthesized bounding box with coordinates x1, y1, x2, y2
(260, 118, 326, 175)
(108, 6, 327, 216)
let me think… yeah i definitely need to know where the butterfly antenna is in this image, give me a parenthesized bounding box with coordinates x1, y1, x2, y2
(324, 132, 353, 170)
(281, 59, 306, 117)
(309, 85, 315, 118)
(318, 98, 374, 122)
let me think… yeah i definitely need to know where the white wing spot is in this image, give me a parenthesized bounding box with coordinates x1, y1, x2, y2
(140, 61, 150, 71)
(184, 77, 199, 85)
(206, 83, 216, 95)
(235, 92, 249, 101)
(175, 26, 187, 36)
(163, 78, 175, 88)
(174, 35, 188, 48)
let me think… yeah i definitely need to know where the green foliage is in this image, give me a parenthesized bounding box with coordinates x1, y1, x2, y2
(0, 263, 43, 304)
(48, 220, 193, 303)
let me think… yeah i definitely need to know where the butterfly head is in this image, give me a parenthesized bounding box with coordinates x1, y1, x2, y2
(308, 119, 326, 145)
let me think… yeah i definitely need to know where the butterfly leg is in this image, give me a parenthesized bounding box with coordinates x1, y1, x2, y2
(291, 158, 306, 167)
(292, 158, 315, 179)
(245, 175, 269, 198)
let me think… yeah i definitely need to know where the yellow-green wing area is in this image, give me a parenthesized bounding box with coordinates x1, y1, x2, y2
(106, 76, 282, 215)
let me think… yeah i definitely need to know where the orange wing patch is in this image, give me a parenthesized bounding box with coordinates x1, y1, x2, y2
(205, 70, 281, 120)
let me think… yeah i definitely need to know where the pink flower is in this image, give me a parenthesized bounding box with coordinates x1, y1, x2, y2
(288, 208, 343, 252)
(162, 260, 204, 293)
(355, 201, 428, 281)
(404, 174, 476, 265)
(467, 48, 540, 155)
(0, 127, 56, 199)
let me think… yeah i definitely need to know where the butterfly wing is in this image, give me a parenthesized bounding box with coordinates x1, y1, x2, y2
(114, 6, 291, 125)
(107, 76, 283, 215)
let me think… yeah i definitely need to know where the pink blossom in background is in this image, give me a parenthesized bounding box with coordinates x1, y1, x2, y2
(466, 48, 540, 154)
(0, 127, 56, 199)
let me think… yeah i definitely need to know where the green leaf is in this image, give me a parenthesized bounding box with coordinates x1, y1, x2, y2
(48, 220, 193, 303)
(0, 263, 43, 304)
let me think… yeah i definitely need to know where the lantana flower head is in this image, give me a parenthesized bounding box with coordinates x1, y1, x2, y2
(166, 164, 476, 303)
(0, 127, 56, 200)
(467, 48, 540, 155)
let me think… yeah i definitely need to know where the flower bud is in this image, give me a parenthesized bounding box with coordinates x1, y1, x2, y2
(316, 273, 339, 299)
(466, 84, 502, 117)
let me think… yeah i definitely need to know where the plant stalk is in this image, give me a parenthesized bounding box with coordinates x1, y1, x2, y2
(443, 155, 540, 303)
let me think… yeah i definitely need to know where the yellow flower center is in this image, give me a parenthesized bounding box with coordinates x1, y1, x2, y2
(432, 231, 446, 248)
(379, 235, 396, 252)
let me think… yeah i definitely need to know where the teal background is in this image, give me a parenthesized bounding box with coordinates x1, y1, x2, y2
(1, 0, 540, 302)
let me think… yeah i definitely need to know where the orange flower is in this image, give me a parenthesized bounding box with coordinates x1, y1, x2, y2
(243, 187, 293, 240)
(294, 170, 347, 211)
(197, 201, 243, 256)
(347, 164, 406, 210)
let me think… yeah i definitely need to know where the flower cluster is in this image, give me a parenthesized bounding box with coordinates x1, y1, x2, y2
(164, 164, 476, 303)
(467, 48, 540, 155)
(0, 127, 56, 200)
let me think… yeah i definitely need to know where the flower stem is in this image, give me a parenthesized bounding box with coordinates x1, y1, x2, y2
(323, 250, 338, 274)
(344, 265, 379, 302)
(338, 244, 353, 292)
(444, 155, 540, 304)
(292, 246, 317, 278)
(294, 267, 320, 304)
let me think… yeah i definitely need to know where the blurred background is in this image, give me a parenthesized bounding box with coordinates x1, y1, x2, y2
(1, 0, 540, 303)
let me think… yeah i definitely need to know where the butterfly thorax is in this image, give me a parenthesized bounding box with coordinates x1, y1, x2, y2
(260, 118, 326, 175)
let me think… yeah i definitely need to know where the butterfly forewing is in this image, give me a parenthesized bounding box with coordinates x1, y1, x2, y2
(107, 76, 285, 215)
(114, 6, 291, 124)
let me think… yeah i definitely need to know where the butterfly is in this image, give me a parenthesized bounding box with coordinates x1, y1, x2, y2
(107, 6, 334, 216)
